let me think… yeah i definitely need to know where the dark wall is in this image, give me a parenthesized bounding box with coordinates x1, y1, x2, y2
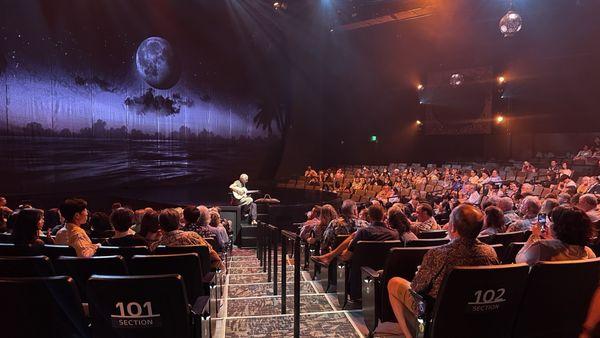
(280, 0, 600, 169)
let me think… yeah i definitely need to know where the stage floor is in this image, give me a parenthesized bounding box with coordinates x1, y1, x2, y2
(6, 181, 338, 212)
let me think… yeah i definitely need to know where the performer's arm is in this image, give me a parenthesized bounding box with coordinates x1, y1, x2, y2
(229, 181, 245, 195)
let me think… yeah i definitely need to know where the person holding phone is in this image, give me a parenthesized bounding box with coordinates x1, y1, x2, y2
(516, 206, 595, 265)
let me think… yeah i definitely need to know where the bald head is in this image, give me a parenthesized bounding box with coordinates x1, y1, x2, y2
(240, 173, 249, 184)
(449, 204, 484, 240)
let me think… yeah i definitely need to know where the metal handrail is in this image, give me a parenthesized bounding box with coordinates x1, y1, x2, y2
(281, 230, 301, 338)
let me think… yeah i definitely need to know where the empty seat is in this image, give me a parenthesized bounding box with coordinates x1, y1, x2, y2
(405, 238, 450, 247)
(362, 247, 433, 336)
(1, 276, 89, 338)
(337, 240, 404, 306)
(417, 230, 448, 239)
(415, 264, 530, 338)
(96, 246, 149, 259)
(0, 255, 55, 277)
(512, 258, 600, 338)
(87, 274, 210, 338)
(54, 255, 127, 301)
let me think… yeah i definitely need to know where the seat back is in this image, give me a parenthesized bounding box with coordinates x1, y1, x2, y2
(348, 240, 404, 299)
(0, 276, 89, 338)
(478, 231, 527, 247)
(0, 243, 76, 259)
(154, 245, 211, 275)
(417, 230, 448, 239)
(405, 238, 450, 247)
(55, 255, 128, 301)
(87, 274, 192, 338)
(502, 242, 525, 263)
(0, 232, 13, 243)
(0, 255, 55, 277)
(489, 244, 505, 263)
(129, 253, 204, 302)
(428, 264, 530, 338)
(380, 247, 434, 322)
(512, 258, 600, 338)
(96, 246, 149, 259)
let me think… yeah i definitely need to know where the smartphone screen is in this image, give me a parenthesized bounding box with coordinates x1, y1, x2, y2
(537, 214, 547, 230)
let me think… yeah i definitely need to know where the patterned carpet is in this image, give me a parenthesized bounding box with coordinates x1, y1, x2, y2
(219, 247, 366, 337)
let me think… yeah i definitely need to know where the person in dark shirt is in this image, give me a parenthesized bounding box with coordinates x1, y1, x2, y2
(89, 212, 114, 239)
(339, 204, 399, 261)
(105, 208, 147, 247)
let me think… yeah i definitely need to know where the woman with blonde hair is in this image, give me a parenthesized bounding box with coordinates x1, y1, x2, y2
(307, 204, 338, 246)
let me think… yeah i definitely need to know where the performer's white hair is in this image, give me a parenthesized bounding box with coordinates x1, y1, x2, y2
(240, 173, 249, 181)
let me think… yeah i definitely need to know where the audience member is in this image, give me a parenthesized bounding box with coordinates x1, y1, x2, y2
(12, 208, 53, 246)
(138, 210, 162, 245)
(89, 212, 114, 239)
(151, 208, 223, 270)
(480, 206, 506, 236)
(507, 196, 541, 232)
(387, 206, 418, 243)
(387, 204, 499, 338)
(306, 204, 337, 246)
(579, 194, 600, 222)
(106, 208, 147, 246)
(299, 205, 322, 240)
(338, 204, 399, 261)
(411, 203, 439, 234)
(321, 199, 366, 252)
(59, 198, 99, 257)
(516, 206, 595, 265)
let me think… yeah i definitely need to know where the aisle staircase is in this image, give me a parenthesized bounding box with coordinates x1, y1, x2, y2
(216, 247, 372, 337)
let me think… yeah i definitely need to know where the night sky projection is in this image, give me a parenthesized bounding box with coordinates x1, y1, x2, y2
(0, 0, 288, 194)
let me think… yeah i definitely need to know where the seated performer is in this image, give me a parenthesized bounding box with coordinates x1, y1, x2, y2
(229, 173, 258, 225)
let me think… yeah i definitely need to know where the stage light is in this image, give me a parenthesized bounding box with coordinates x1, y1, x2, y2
(497, 76, 506, 85)
(496, 115, 505, 123)
(370, 135, 378, 142)
(417, 84, 424, 91)
(416, 120, 423, 126)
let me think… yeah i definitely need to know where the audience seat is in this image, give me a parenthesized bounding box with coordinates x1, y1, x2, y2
(154, 245, 211, 275)
(416, 230, 448, 239)
(0, 243, 76, 260)
(54, 255, 128, 301)
(478, 231, 528, 247)
(128, 253, 218, 318)
(337, 240, 404, 307)
(0, 255, 55, 277)
(95, 246, 149, 260)
(312, 235, 350, 293)
(87, 274, 210, 338)
(503, 242, 525, 264)
(1, 276, 89, 338)
(361, 247, 433, 336)
(405, 238, 450, 247)
(512, 258, 600, 338)
(414, 264, 530, 338)
(0, 233, 13, 243)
